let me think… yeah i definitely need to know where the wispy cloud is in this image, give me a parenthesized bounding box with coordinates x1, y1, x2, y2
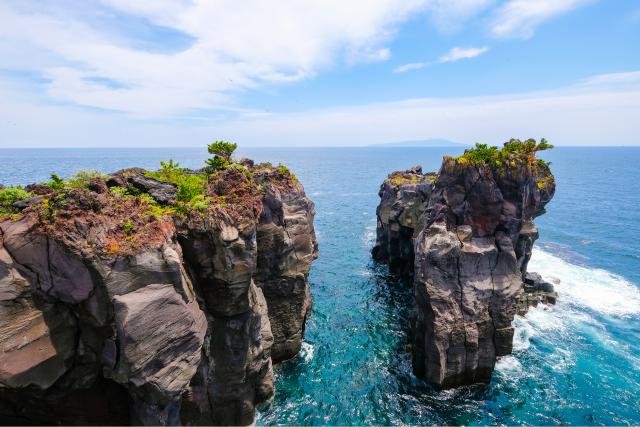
(428, 0, 495, 33)
(393, 62, 426, 73)
(0, 0, 430, 116)
(491, 0, 594, 39)
(579, 71, 640, 86)
(438, 46, 489, 63)
(3, 71, 639, 147)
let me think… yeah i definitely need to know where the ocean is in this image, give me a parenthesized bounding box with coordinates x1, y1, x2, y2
(1, 146, 639, 425)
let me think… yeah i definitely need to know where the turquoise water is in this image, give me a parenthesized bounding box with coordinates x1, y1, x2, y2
(1, 147, 639, 425)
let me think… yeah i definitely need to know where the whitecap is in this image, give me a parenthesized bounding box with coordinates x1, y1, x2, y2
(300, 342, 314, 362)
(495, 355, 523, 375)
(529, 249, 640, 318)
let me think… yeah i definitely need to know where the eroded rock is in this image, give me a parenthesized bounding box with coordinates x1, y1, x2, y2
(0, 160, 316, 425)
(373, 141, 556, 389)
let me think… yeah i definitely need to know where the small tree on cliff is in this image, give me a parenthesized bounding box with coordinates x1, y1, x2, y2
(205, 140, 237, 172)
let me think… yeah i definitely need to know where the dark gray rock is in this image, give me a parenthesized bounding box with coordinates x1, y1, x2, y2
(374, 149, 556, 390)
(12, 195, 44, 210)
(127, 174, 177, 204)
(372, 166, 435, 279)
(254, 173, 318, 362)
(411, 155, 555, 388)
(24, 183, 55, 195)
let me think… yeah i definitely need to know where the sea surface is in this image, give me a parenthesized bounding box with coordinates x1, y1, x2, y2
(1, 146, 639, 425)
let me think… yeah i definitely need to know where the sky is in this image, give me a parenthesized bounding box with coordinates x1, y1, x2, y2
(1, 0, 639, 147)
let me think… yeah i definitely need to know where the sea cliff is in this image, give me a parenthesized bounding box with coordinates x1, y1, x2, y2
(0, 158, 316, 425)
(373, 139, 557, 389)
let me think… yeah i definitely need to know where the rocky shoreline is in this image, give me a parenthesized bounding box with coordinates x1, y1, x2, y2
(0, 157, 316, 425)
(373, 139, 557, 389)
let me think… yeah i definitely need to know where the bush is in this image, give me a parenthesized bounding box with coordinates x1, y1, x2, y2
(0, 186, 32, 215)
(204, 156, 230, 172)
(458, 138, 553, 168)
(48, 173, 65, 190)
(175, 174, 207, 203)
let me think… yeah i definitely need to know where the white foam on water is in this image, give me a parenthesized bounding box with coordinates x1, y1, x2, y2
(495, 355, 523, 375)
(300, 342, 315, 362)
(529, 248, 640, 318)
(511, 315, 535, 351)
(363, 224, 376, 246)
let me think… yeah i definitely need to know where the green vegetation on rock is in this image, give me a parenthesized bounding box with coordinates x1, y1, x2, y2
(205, 140, 237, 172)
(456, 138, 553, 168)
(0, 186, 32, 217)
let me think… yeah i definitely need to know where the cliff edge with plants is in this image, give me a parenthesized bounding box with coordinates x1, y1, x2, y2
(0, 142, 317, 425)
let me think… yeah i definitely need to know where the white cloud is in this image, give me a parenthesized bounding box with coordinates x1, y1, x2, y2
(438, 46, 489, 63)
(2, 72, 639, 147)
(579, 71, 640, 87)
(491, 0, 594, 39)
(0, 0, 431, 116)
(393, 62, 426, 73)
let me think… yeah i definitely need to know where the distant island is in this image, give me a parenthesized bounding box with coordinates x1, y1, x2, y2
(372, 138, 468, 148)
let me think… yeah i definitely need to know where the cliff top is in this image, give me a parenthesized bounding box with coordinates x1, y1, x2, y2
(443, 138, 555, 192)
(0, 142, 301, 257)
(383, 165, 437, 188)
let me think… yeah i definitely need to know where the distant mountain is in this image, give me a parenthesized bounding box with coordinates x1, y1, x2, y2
(373, 139, 467, 148)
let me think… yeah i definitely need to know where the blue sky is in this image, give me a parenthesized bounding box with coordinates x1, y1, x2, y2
(1, 0, 639, 147)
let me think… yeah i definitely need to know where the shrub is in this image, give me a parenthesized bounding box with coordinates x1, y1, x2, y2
(48, 173, 65, 190)
(457, 138, 553, 168)
(205, 156, 230, 172)
(175, 174, 207, 203)
(277, 164, 299, 183)
(0, 186, 32, 214)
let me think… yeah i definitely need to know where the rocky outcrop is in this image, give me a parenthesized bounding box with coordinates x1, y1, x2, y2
(253, 169, 318, 363)
(372, 166, 435, 279)
(373, 140, 556, 389)
(0, 162, 316, 425)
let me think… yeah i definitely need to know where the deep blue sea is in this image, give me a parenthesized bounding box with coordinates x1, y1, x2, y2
(1, 147, 639, 425)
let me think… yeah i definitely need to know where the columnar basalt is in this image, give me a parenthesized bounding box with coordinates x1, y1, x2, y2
(0, 161, 316, 425)
(373, 140, 556, 389)
(253, 168, 318, 363)
(371, 166, 435, 279)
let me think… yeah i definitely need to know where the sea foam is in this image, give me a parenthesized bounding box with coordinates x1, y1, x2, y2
(529, 248, 640, 318)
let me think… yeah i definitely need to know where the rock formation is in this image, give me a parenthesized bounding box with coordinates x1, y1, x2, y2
(372, 166, 435, 279)
(0, 161, 316, 425)
(373, 140, 556, 389)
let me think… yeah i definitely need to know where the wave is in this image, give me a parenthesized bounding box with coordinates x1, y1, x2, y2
(528, 248, 640, 318)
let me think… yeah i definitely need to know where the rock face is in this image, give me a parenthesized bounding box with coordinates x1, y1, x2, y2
(0, 162, 316, 425)
(253, 169, 318, 363)
(373, 141, 556, 389)
(372, 166, 435, 279)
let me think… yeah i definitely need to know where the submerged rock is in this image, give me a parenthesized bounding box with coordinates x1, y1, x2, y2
(0, 161, 316, 425)
(373, 140, 556, 389)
